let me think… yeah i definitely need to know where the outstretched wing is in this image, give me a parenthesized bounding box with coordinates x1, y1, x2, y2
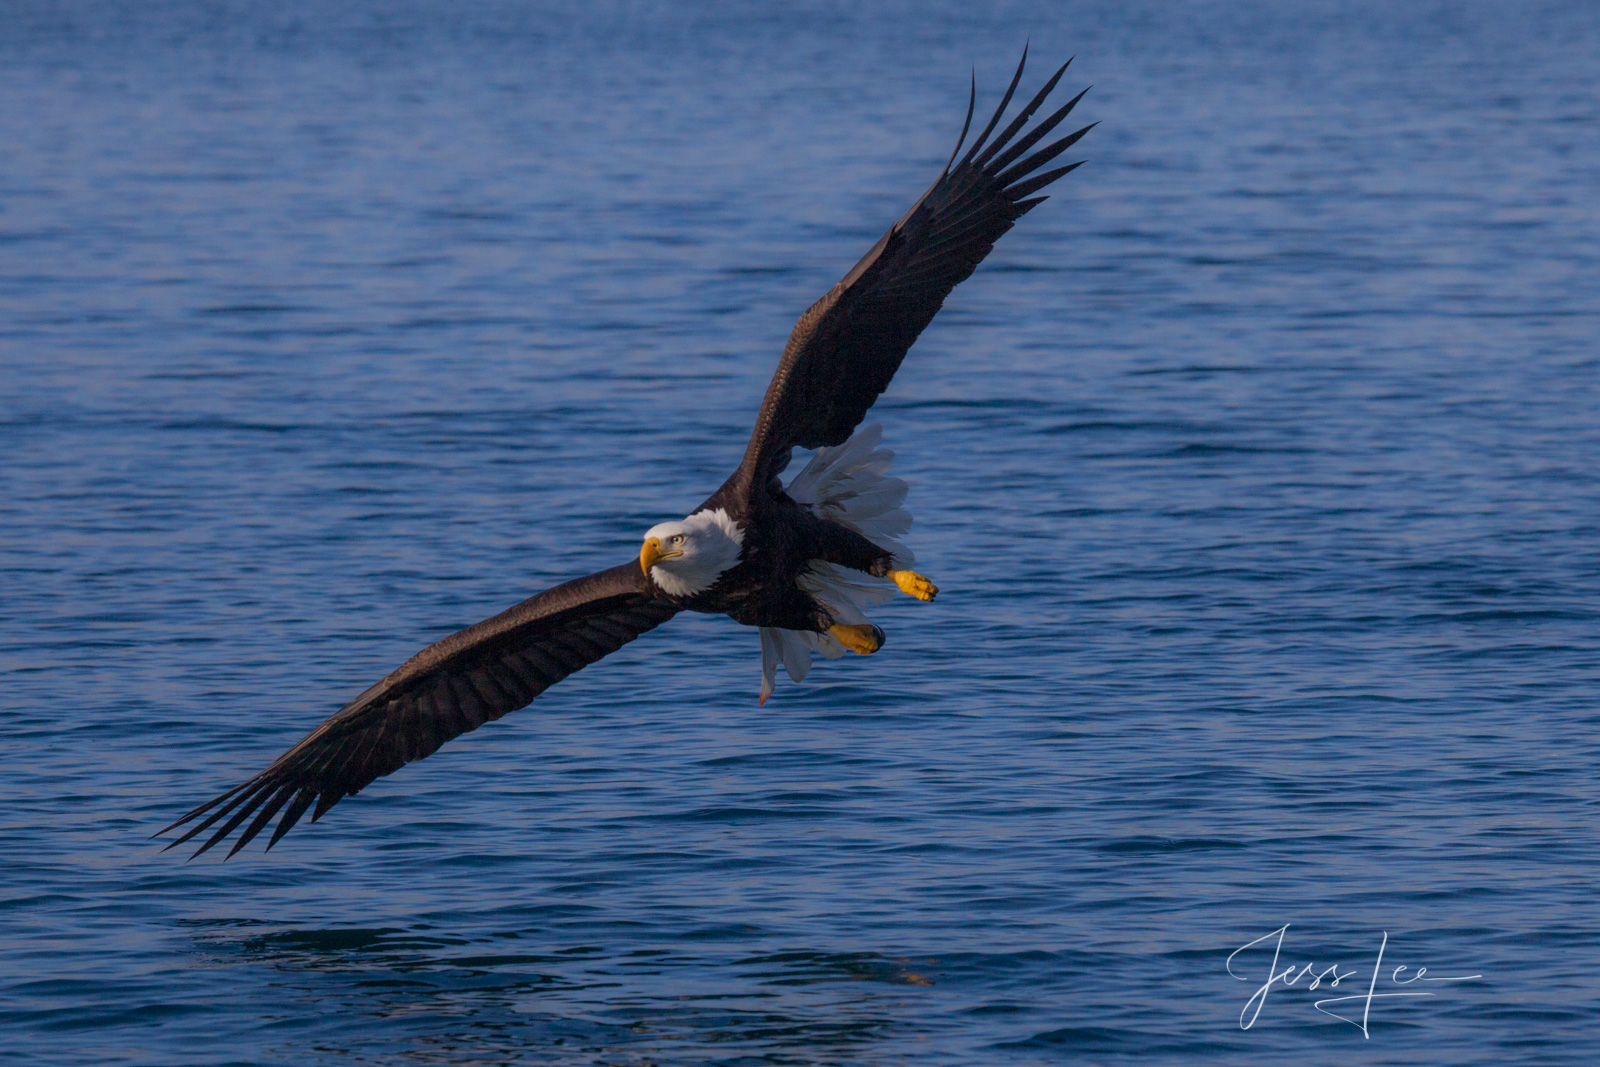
(733, 48, 1093, 496)
(158, 562, 678, 859)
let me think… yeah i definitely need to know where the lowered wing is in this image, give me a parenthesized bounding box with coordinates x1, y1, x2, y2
(732, 48, 1093, 497)
(158, 562, 678, 858)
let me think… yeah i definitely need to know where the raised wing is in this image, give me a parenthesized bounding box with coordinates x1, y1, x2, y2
(158, 562, 678, 858)
(733, 48, 1093, 497)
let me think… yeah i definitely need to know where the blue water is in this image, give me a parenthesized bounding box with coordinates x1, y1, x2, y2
(4, 1, 1598, 1063)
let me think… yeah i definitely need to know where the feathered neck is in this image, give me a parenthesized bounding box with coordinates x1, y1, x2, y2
(649, 508, 744, 597)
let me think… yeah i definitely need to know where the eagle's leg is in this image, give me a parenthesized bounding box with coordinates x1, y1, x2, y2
(888, 570, 938, 602)
(829, 622, 886, 655)
(812, 520, 937, 602)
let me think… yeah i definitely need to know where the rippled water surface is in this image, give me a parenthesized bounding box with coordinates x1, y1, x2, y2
(4, 2, 1599, 1063)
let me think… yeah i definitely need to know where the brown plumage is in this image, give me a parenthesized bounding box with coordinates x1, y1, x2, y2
(719, 49, 1092, 505)
(158, 48, 1093, 858)
(160, 566, 677, 857)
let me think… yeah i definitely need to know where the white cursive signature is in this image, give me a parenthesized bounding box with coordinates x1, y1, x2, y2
(1227, 924, 1482, 1037)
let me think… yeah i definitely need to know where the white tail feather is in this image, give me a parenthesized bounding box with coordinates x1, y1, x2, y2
(758, 424, 914, 701)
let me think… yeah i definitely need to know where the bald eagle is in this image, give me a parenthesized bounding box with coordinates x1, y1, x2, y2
(160, 49, 1093, 858)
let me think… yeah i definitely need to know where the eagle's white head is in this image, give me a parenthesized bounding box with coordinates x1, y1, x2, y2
(640, 508, 744, 597)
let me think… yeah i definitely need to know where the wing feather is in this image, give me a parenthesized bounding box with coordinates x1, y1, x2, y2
(157, 561, 678, 858)
(267, 787, 318, 849)
(728, 50, 1092, 498)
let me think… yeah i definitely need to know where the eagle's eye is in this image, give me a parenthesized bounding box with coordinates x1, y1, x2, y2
(671, 535, 685, 546)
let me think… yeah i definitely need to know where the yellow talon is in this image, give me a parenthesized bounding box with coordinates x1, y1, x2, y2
(829, 622, 885, 655)
(889, 569, 938, 602)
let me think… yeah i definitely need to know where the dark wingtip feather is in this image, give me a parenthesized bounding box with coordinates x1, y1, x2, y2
(162, 780, 264, 851)
(996, 124, 1096, 190)
(1004, 161, 1085, 202)
(154, 778, 255, 839)
(189, 782, 277, 859)
(226, 783, 297, 859)
(974, 58, 1076, 169)
(960, 44, 1029, 166)
(265, 788, 317, 852)
(942, 70, 977, 175)
(985, 83, 1089, 177)
(310, 789, 341, 823)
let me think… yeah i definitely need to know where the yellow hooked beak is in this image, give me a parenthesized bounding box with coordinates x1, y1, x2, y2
(639, 537, 683, 575)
